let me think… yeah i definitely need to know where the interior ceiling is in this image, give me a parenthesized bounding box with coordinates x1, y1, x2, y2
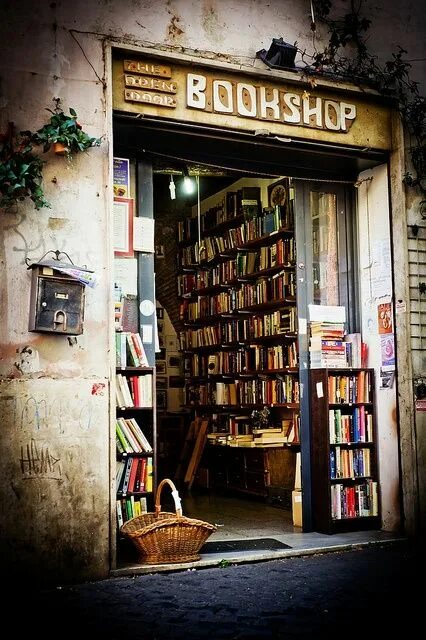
(113, 113, 388, 210)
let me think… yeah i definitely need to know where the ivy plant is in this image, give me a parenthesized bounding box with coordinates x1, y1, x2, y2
(0, 126, 49, 210)
(299, 1, 425, 197)
(31, 98, 101, 157)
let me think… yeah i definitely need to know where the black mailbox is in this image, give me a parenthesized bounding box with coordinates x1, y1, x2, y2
(28, 263, 86, 335)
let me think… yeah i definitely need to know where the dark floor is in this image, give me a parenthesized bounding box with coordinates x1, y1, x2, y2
(14, 542, 420, 639)
(116, 487, 403, 574)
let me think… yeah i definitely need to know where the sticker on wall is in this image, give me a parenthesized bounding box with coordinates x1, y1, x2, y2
(113, 157, 130, 197)
(395, 299, 406, 314)
(141, 324, 153, 343)
(140, 299, 155, 316)
(380, 371, 395, 389)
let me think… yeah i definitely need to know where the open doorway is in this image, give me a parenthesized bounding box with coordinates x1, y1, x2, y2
(152, 163, 301, 539)
(113, 115, 386, 568)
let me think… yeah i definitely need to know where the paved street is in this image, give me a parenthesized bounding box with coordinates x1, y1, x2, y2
(15, 541, 419, 638)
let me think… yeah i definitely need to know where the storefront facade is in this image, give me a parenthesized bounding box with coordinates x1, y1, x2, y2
(0, 1, 423, 584)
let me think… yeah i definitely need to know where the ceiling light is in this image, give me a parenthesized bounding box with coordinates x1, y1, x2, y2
(183, 167, 195, 194)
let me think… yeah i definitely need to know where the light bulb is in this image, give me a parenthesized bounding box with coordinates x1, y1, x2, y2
(183, 175, 195, 194)
(169, 175, 176, 200)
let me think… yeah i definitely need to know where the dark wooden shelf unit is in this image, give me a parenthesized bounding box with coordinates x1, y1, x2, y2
(310, 368, 380, 534)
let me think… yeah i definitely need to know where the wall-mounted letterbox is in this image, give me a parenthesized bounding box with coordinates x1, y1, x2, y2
(28, 264, 85, 335)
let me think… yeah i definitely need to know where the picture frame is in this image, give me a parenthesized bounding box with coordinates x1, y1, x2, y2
(167, 353, 182, 374)
(113, 197, 134, 257)
(156, 389, 167, 410)
(156, 377, 168, 389)
(169, 375, 185, 388)
(155, 245, 165, 259)
(268, 178, 289, 208)
(156, 360, 167, 375)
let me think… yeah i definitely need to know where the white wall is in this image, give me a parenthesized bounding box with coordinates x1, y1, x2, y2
(357, 165, 401, 532)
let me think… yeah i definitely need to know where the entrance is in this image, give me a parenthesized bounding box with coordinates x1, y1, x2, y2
(112, 111, 387, 568)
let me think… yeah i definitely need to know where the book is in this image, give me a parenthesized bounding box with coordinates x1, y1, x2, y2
(116, 499, 124, 528)
(120, 456, 133, 494)
(127, 456, 140, 493)
(132, 333, 150, 367)
(127, 418, 153, 452)
(118, 417, 142, 453)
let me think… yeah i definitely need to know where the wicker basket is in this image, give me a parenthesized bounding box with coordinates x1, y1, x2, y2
(120, 478, 217, 564)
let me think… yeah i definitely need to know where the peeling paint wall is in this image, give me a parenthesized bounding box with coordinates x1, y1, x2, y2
(0, 0, 424, 581)
(0, 379, 110, 583)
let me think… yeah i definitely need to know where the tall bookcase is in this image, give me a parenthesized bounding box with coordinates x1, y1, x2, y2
(115, 333, 157, 527)
(177, 182, 300, 494)
(310, 368, 380, 534)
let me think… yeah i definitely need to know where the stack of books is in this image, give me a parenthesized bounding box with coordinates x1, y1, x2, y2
(252, 427, 287, 447)
(309, 321, 347, 368)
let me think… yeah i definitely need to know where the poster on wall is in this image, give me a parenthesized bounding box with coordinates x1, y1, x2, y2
(113, 197, 134, 257)
(377, 301, 393, 334)
(113, 157, 130, 197)
(114, 258, 137, 296)
(370, 239, 392, 299)
(380, 333, 395, 371)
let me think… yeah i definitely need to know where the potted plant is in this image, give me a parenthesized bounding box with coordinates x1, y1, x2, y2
(0, 124, 49, 210)
(32, 98, 101, 157)
(251, 406, 271, 430)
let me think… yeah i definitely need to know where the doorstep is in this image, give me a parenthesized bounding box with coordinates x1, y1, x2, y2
(111, 530, 406, 577)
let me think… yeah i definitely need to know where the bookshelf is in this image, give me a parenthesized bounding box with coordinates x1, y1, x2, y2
(202, 445, 296, 502)
(115, 332, 157, 527)
(310, 368, 380, 534)
(177, 182, 300, 495)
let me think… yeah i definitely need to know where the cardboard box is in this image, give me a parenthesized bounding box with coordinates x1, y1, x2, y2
(195, 467, 210, 489)
(294, 452, 302, 490)
(292, 490, 303, 527)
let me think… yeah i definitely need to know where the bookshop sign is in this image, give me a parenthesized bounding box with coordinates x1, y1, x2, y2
(113, 54, 392, 150)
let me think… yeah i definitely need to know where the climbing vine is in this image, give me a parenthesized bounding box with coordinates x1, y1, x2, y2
(300, 0, 425, 202)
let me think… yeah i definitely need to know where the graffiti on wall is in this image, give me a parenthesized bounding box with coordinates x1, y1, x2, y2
(0, 393, 95, 433)
(20, 438, 62, 480)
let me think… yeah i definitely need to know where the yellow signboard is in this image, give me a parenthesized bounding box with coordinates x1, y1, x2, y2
(113, 53, 392, 150)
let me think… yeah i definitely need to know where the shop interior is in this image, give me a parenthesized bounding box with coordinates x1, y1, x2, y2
(113, 114, 387, 562)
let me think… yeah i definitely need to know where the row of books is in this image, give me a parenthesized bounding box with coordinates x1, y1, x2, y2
(180, 273, 295, 321)
(178, 188, 261, 242)
(179, 308, 297, 348)
(185, 343, 298, 376)
(116, 417, 153, 454)
(185, 376, 300, 406)
(330, 447, 371, 479)
(116, 373, 153, 408)
(329, 407, 373, 444)
(328, 371, 371, 404)
(331, 480, 378, 519)
(116, 455, 153, 495)
(178, 240, 295, 297)
(208, 418, 300, 447)
(179, 215, 293, 267)
(116, 331, 149, 368)
(116, 496, 148, 527)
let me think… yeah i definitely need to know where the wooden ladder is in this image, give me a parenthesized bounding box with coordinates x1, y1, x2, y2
(181, 417, 209, 490)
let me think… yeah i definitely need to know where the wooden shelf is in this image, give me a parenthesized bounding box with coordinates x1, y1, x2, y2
(310, 368, 380, 534)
